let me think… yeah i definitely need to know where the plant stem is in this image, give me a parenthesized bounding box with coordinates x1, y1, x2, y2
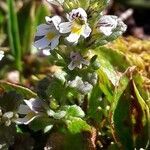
(7, 0, 22, 72)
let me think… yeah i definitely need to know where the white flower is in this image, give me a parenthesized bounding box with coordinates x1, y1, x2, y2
(0, 51, 4, 61)
(46, 0, 64, 5)
(16, 98, 44, 125)
(68, 76, 93, 94)
(68, 52, 89, 70)
(59, 8, 91, 43)
(97, 15, 127, 36)
(34, 15, 62, 51)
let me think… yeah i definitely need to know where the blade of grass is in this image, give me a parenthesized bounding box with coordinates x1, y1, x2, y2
(19, 1, 36, 54)
(7, 0, 22, 71)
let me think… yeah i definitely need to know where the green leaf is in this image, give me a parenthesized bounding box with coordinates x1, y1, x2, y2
(64, 132, 86, 150)
(132, 81, 150, 149)
(95, 47, 121, 86)
(7, 0, 22, 71)
(88, 82, 103, 121)
(66, 117, 91, 134)
(37, 76, 66, 103)
(0, 81, 37, 99)
(113, 81, 134, 149)
(97, 47, 130, 72)
(36, 77, 51, 99)
(113, 74, 129, 103)
(53, 110, 66, 119)
(45, 131, 86, 150)
(29, 117, 53, 132)
(46, 77, 66, 103)
(94, 46, 131, 102)
(133, 74, 150, 104)
(97, 69, 114, 102)
(66, 105, 85, 118)
(112, 76, 149, 149)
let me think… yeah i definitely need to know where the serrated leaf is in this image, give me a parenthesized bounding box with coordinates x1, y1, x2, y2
(66, 105, 85, 118)
(66, 117, 91, 134)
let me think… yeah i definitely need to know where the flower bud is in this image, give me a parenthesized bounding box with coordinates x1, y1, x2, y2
(97, 15, 127, 36)
(68, 76, 93, 94)
(93, 15, 127, 46)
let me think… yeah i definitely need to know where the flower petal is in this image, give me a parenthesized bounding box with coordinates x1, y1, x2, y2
(69, 8, 87, 21)
(81, 59, 90, 66)
(45, 16, 62, 30)
(66, 33, 80, 43)
(52, 16, 62, 30)
(59, 22, 72, 33)
(42, 49, 51, 56)
(34, 37, 50, 49)
(15, 111, 38, 125)
(24, 98, 44, 113)
(18, 104, 31, 114)
(0, 51, 4, 61)
(99, 26, 113, 36)
(68, 76, 93, 94)
(35, 24, 50, 36)
(82, 24, 91, 38)
(50, 36, 60, 50)
(68, 61, 76, 70)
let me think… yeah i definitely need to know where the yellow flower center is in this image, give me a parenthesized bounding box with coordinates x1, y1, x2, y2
(46, 32, 56, 40)
(71, 21, 84, 35)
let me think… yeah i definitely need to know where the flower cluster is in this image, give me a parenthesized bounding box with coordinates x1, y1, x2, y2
(34, 1, 126, 62)
(34, 7, 91, 51)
